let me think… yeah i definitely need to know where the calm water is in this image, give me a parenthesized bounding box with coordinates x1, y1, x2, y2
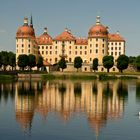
(0, 79, 140, 140)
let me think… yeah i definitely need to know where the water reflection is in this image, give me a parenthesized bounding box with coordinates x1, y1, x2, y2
(13, 80, 129, 136)
(0, 83, 16, 103)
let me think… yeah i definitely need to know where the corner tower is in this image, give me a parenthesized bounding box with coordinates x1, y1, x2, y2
(16, 17, 38, 67)
(88, 16, 109, 65)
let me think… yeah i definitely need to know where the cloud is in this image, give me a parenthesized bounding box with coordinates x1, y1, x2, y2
(0, 29, 6, 33)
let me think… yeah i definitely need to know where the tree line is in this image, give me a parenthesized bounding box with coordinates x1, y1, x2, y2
(0, 50, 140, 72)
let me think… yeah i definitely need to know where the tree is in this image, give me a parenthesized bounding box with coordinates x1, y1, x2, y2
(17, 54, 29, 70)
(103, 55, 114, 73)
(0, 52, 2, 70)
(74, 56, 83, 72)
(28, 54, 36, 71)
(36, 56, 43, 70)
(8, 52, 16, 71)
(92, 58, 98, 72)
(135, 55, 140, 71)
(117, 55, 129, 73)
(58, 58, 67, 72)
(1, 51, 9, 71)
(129, 56, 136, 65)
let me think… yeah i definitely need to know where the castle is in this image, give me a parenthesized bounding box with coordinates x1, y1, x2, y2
(16, 16, 125, 72)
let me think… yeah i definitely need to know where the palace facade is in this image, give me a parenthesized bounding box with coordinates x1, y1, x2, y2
(16, 16, 125, 72)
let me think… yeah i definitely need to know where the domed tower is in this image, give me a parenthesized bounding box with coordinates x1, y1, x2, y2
(16, 17, 38, 67)
(88, 16, 109, 66)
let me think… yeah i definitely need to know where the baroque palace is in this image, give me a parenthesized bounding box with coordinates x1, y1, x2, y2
(16, 16, 125, 72)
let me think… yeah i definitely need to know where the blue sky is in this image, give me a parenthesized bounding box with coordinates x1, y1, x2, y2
(0, 0, 140, 56)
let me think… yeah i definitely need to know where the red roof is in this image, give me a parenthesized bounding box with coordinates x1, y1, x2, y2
(75, 38, 88, 45)
(54, 29, 76, 41)
(43, 60, 51, 66)
(37, 32, 53, 45)
(108, 33, 125, 42)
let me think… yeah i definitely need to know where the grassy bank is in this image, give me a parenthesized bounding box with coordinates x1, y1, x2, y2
(41, 72, 138, 81)
(41, 73, 97, 80)
(0, 75, 16, 81)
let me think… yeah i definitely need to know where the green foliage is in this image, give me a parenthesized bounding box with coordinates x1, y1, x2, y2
(117, 55, 129, 73)
(92, 58, 98, 72)
(1, 51, 9, 71)
(129, 56, 136, 65)
(28, 54, 36, 70)
(8, 52, 16, 70)
(17, 54, 29, 70)
(103, 55, 114, 72)
(37, 56, 43, 70)
(58, 58, 67, 72)
(0, 52, 2, 68)
(135, 55, 140, 71)
(74, 56, 83, 71)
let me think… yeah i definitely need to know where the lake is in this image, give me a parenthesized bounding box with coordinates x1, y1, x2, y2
(0, 79, 140, 140)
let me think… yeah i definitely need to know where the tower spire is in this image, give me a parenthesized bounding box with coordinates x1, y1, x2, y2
(96, 16, 101, 25)
(30, 14, 33, 28)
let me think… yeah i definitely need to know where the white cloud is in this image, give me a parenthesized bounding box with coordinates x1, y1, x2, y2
(0, 30, 6, 33)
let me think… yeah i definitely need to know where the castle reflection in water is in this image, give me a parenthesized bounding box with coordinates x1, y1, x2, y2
(13, 80, 129, 135)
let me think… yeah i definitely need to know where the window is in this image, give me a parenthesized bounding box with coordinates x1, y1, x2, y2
(22, 44, 24, 47)
(96, 44, 98, 47)
(55, 51, 57, 54)
(101, 68, 104, 71)
(55, 46, 57, 49)
(75, 46, 77, 49)
(111, 52, 113, 55)
(111, 47, 113, 50)
(55, 58, 57, 62)
(69, 51, 71, 54)
(96, 38, 98, 41)
(46, 46, 48, 49)
(80, 51, 82, 55)
(115, 47, 117, 50)
(75, 51, 77, 55)
(90, 44, 92, 47)
(42, 51, 44, 54)
(69, 58, 72, 62)
(16, 49, 18, 53)
(28, 49, 30, 53)
(85, 46, 87, 49)
(119, 42, 121, 45)
(42, 46, 44, 49)
(90, 38, 92, 42)
(17, 45, 18, 48)
(80, 46, 82, 49)
(85, 51, 87, 55)
(46, 51, 48, 54)
(111, 42, 113, 45)
(85, 67, 87, 71)
(50, 58, 52, 62)
(119, 47, 121, 50)
(50, 46, 52, 49)
(22, 49, 24, 53)
(38, 46, 40, 49)
(102, 49, 104, 54)
(90, 58, 92, 61)
(102, 44, 104, 47)
(50, 51, 52, 54)
(113, 68, 115, 71)
(115, 43, 117, 45)
(90, 49, 92, 53)
(115, 52, 117, 55)
(119, 52, 121, 55)
(96, 49, 98, 53)
(70, 41, 71, 44)
(56, 41, 57, 44)
(103, 39, 105, 42)
(28, 44, 30, 48)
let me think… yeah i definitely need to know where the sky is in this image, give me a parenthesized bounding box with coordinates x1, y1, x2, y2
(0, 0, 140, 56)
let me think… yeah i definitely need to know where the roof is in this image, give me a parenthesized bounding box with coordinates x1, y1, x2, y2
(54, 29, 76, 41)
(75, 38, 88, 45)
(108, 33, 125, 42)
(43, 60, 51, 66)
(37, 32, 53, 45)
